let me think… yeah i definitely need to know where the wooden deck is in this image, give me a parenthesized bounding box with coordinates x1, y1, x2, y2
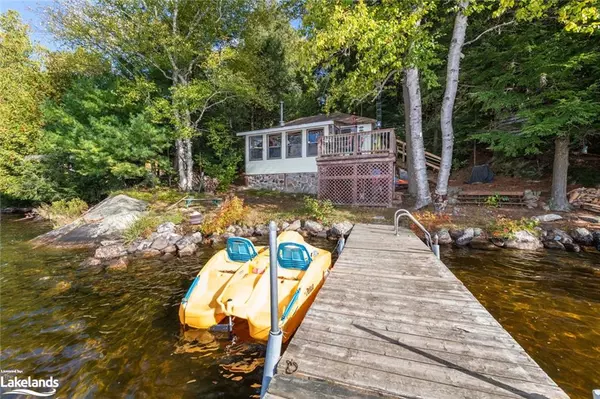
(265, 224, 568, 399)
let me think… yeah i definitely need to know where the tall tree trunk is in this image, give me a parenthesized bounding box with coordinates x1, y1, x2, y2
(404, 67, 431, 209)
(550, 135, 570, 211)
(176, 138, 189, 191)
(402, 80, 417, 196)
(435, 0, 469, 212)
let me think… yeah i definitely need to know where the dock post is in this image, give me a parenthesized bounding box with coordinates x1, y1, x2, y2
(432, 234, 440, 259)
(260, 221, 283, 397)
(593, 389, 600, 399)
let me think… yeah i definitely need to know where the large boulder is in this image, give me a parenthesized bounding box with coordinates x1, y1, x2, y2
(504, 230, 543, 251)
(330, 221, 353, 237)
(33, 195, 147, 246)
(455, 228, 474, 246)
(570, 227, 594, 246)
(545, 229, 573, 245)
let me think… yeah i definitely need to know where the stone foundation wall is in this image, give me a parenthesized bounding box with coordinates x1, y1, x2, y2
(245, 173, 317, 194)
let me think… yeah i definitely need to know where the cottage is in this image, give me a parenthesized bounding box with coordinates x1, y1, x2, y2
(237, 112, 397, 206)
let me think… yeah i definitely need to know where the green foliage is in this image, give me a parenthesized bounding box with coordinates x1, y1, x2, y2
(303, 0, 441, 109)
(488, 217, 539, 239)
(36, 198, 88, 227)
(0, 11, 50, 201)
(197, 119, 243, 188)
(303, 196, 334, 223)
(484, 193, 509, 208)
(568, 165, 600, 186)
(465, 20, 600, 156)
(201, 196, 248, 235)
(41, 76, 173, 202)
(123, 211, 184, 244)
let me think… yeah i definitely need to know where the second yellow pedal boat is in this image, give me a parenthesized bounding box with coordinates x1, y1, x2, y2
(179, 231, 331, 342)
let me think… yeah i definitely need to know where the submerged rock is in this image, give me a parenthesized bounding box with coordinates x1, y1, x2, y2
(563, 242, 581, 253)
(543, 240, 565, 250)
(80, 257, 102, 267)
(504, 230, 543, 251)
(106, 257, 129, 272)
(469, 236, 499, 250)
(32, 194, 147, 246)
(141, 248, 162, 258)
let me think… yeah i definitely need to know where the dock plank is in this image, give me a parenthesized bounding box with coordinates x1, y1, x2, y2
(266, 224, 568, 399)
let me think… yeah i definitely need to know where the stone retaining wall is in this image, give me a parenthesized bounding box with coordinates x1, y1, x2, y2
(245, 173, 317, 194)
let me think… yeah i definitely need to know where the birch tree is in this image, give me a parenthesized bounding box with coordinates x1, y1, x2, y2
(47, 0, 251, 191)
(302, 0, 437, 208)
(435, 1, 468, 211)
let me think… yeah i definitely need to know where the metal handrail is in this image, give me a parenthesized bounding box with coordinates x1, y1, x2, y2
(394, 209, 439, 259)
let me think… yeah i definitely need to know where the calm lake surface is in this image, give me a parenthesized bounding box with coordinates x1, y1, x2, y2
(1, 216, 599, 398)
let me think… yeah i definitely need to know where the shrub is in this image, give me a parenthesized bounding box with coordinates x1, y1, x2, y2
(488, 217, 539, 240)
(201, 196, 248, 235)
(413, 211, 453, 231)
(122, 211, 183, 243)
(303, 196, 334, 223)
(36, 198, 88, 227)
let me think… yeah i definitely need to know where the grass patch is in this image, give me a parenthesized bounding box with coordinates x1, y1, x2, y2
(36, 198, 89, 228)
(123, 211, 184, 243)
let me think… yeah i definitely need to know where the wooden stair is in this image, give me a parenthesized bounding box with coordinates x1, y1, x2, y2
(456, 191, 526, 207)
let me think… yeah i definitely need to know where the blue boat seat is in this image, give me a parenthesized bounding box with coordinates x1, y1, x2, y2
(277, 242, 312, 271)
(226, 237, 258, 262)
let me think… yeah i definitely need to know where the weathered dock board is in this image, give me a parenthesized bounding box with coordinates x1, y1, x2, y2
(266, 223, 568, 399)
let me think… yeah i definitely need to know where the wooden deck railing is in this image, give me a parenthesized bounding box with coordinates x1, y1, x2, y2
(396, 139, 441, 172)
(318, 129, 396, 158)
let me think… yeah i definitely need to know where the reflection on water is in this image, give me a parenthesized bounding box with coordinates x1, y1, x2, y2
(0, 216, 289, 398)
(2, 216, 599, 398)
(442, 246, 600, 399)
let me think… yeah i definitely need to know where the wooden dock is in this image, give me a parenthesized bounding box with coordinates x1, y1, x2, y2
(265, 223, 568, 399)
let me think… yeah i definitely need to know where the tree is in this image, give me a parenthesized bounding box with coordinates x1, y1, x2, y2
(465, 20, 600, 210)
(48, 0, 252, 191)
(302, 0, 438, 208)
(42, 76, 172, 201)
(0, 11, 50, 201)
(436, 1, 469, 211)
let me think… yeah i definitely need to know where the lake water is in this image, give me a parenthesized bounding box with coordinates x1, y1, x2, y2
(1, 216, 599, 398)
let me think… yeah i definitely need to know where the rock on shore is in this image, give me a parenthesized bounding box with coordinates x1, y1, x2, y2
(33, 195, 147, 246)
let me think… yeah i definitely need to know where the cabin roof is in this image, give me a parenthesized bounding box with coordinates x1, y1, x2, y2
(236, 113, 376, 136)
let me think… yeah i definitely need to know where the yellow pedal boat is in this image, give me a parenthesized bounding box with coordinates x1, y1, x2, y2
(179, 231, 331, 342)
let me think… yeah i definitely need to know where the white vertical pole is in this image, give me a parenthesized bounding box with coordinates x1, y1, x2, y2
(593, 389, 600, 399)
(260, 221, 283, 398)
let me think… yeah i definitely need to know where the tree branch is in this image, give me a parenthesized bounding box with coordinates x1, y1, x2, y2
(464, 20, 516, 46)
